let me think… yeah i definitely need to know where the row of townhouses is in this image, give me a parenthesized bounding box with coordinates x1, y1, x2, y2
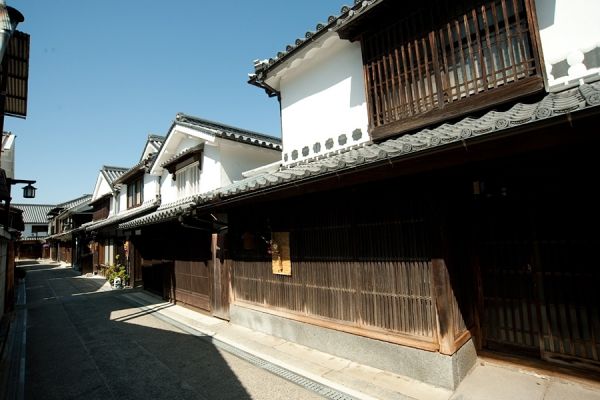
(19, 0, 600, 389)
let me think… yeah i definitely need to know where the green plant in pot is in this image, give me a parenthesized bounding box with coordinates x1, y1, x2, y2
(106, 255, 129, 289)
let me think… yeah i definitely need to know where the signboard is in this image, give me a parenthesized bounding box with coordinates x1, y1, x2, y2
(271, 232, 291, 276)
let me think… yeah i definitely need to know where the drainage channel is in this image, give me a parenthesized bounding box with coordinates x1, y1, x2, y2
(122, 296, 361, 400)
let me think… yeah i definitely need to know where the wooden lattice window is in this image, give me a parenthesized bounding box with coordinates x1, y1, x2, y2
(362, 0, 543, 139)
(127, 176, 143, 209)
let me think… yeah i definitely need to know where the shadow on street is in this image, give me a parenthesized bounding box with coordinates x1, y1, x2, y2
(20, 262, 315, 400)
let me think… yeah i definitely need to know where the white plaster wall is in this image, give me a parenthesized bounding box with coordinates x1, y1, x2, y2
(143, 174, 159, 204)
(279, 36, 369, 164)
(199, 144, 223, 194)
(219, 141, 280, 186)
(21, 224, 49, 238)
(114, 190, 126, 216)
(536, 0, 600, 88)
(159, 171, 177, 204)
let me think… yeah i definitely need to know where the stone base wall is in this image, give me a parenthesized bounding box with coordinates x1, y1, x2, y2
(230, 304, 477, 389)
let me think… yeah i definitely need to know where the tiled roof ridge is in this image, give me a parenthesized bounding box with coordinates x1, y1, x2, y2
(11, 203, 55, 207)
(148, 134, 165, 141)
(250, 0, 381, 79)
(194, 81, 600, 207)
(101, 165, 129, 171)
(175, 113, 281, 144)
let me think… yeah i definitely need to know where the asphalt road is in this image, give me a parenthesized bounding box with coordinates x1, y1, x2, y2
(22, 262, 323, 400)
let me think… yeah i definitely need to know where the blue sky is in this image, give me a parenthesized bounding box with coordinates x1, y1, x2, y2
(5, 0, 344, 204)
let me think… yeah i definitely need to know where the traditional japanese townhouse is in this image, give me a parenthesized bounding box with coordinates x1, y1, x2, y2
(83, 165, 128, 275)
(48, 199, 94, 272)
(46, 194, 92, 264)
(182, 0, 600, 389)
(84, 135, 164, 279)
(118, 114, 281, 314)
(11, 203, 53, 259)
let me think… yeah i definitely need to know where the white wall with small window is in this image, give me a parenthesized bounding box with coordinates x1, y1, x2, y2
(151, 120, 280, 205)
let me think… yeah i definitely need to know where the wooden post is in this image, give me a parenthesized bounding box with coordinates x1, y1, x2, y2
(211, 232, 231, 320)
(432, 258, 457, 355)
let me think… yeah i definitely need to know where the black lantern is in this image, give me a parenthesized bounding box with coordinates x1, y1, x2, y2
(22, 183, 36, 198)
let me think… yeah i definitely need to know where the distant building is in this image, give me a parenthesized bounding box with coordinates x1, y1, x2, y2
(11, 203, 54, 259)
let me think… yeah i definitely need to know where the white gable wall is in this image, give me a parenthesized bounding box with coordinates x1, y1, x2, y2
(219, 140, 281, 187)
(276, 35, 369, 164)
(92, 174, 113, 203)
(536, 0, 600, 89)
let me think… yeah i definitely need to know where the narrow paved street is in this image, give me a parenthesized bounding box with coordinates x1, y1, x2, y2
(22, 262, 323, 400)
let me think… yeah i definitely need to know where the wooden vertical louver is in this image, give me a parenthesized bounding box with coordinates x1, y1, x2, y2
(362, 0, 543, 139)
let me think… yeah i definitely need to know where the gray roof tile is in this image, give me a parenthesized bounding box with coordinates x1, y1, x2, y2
(173, 113, 282, 150)
(147, 134, 165, 151)
(11, 204, 54, 224)
(48, 194, 92, 217)
(84, 198, 160, 232)
(101, 165, 129, 186)
(118, 195, 199, 230)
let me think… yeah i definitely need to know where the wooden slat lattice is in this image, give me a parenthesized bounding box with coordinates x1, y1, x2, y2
(232, 214, 437, 341)
(363, 0, 538, 131)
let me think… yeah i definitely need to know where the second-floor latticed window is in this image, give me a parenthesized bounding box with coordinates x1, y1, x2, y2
(127, 176, 143, 209)
(176, 161, 201, 197)
(361, 0, 543, 139)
